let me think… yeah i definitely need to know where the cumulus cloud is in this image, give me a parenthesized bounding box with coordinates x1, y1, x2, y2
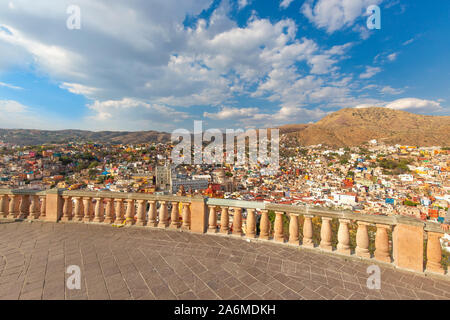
(85, 98, 191, 130)
(0, 0, 362, 130)
(355, 98, 445, 114)
(384, 98, 444, 113)
(1, 0, 440, 131)
(302, 0, 382, 34)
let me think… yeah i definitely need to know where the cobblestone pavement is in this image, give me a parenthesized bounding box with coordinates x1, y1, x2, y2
(0, 220, 449, 300)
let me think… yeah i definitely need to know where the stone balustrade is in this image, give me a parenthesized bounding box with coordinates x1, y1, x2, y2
(0, 188, 448, 277)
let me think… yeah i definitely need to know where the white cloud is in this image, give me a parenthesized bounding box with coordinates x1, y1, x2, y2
(387, 52, 398, 61)
(280, 0, 294, 9)
(380, 86, 403, 95)
(0, 24, 85, 79)
(402, 38, 414, 46)
(302, 0, 382, 34)
(60, 83, 99, 97)
(85, 98, 191, 130)
(355, 98, 445, 114)
(0, 1, 357, 130)
(0, 99, 28, 113)
(384, 0, 400, 9)
(359, 66, 381, 79)
(0, 81, 22, 90)
(362, 84, 403, 95)
(238, 0, 250, 10)
(1, 0, 439, 131)
(204, 106, 259, 119)
(384, 98, 444, 113)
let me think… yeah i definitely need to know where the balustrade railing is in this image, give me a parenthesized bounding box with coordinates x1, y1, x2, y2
(0, 188, 448, 276)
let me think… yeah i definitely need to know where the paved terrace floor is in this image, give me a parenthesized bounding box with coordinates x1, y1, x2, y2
(0, 220, 449, 300)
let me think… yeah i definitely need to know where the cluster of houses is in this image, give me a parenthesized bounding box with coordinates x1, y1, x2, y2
(0, 138, 448, 224)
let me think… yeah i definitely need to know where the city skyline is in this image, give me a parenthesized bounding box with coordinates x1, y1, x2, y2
(0, 0, 449, 132)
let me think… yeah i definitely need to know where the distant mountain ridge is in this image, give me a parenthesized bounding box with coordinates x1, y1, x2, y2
(1, 108, 449, 147)
(0, 129, 171, 145)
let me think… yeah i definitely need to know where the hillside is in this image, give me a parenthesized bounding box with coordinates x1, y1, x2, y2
(0, 129, 171, 145)
(283, 107, 450, 147)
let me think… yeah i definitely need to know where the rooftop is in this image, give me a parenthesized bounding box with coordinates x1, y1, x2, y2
(0, 220, 449, 300)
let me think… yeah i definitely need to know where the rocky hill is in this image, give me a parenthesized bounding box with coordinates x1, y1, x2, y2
(281, 107, 450, 147)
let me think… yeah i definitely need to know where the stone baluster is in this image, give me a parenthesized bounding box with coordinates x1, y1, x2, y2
(232, 207, 243, 236)
(157, 201, 168, 228)
(208, 206, 218, 233)
(181, 203, 191, 230)
(259, 209, 270, 240)
(337, 219, 351, 255)
(90, 199, 95, 220)
(39, 196, 46, 220)
(355, 221, 371, 258)
(83, 197, 93, 222)
(302, 215, 314, 247)
(374, 224, 391, 263)
(320, 217, 333, 251)
(29, 195, 40, 219)
(170, 202, 181, 229)
(14, 195, 20, 215)
(136, 200, 147, 226)
(18, 195, 30, 219)
(147, 201, 157, 227)
(274, 211, 284, 242)
(93, 198, 104, 223)
(220, 206, 229, 234)
(0, 194, 7, 218)
(289, 213, 299, 245)
(72, 197, 83, 222)
(61, 196, 73, 222)
(104, 198, 115, 224)
(246, 209, 256, 238)
(114, 199, 125, 224)
(125, 199, 135, 225)
(7, 195, 18, 219)
(426, 232, 445, 274)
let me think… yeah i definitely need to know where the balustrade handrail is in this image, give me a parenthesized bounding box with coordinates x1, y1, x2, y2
(60, 190, 193, 203)
(0, 188, 447, 234)
(206, 198, 265, 209)
(0, 188, 46, 196)
(0, 187, 448, 275)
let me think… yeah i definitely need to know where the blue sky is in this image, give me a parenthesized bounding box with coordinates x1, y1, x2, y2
(0, 0, 448, 132)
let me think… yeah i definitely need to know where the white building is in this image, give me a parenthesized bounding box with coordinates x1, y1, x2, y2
(332, 193, 357, 206)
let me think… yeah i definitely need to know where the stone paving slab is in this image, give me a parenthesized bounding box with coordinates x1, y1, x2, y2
(0, 220, 449, 300)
